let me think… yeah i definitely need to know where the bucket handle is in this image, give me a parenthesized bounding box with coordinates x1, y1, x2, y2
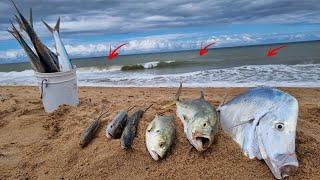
(40, 79, 48, 99)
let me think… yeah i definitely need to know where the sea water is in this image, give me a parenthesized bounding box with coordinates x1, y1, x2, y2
(0, 41, 319, 87)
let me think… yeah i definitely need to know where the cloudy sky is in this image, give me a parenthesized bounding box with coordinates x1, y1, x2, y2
(0, 0, 320, 62)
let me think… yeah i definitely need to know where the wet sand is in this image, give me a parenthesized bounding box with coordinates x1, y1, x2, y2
(0, 86, 319, 179)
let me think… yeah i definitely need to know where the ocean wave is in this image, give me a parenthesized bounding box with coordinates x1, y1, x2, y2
(121, 60, 176, 71)
(0, 64, 319, 87)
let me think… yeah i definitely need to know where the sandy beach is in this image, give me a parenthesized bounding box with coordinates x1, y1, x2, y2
(0, 86, 319, 179)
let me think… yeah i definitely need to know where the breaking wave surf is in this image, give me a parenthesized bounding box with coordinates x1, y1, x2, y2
(0, 64, 319, 87)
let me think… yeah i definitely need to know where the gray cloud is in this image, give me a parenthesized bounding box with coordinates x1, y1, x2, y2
(0, 0, 319, 38)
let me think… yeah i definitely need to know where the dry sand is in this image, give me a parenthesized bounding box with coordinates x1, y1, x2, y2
(0, 86, 319, 179)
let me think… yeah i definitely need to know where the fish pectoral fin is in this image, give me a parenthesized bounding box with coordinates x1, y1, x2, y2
(228, 110, 270, 130)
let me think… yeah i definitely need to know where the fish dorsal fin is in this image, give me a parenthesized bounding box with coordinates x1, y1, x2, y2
(175, 82, 182, 101)
(200, 90, 205, 99)
(55, 17, 60, 33)
(29, 8, 33, 28)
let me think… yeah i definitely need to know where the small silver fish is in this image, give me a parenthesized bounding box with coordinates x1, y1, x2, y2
(121, 109, 144, 149)
(175, 83, 218, 152)
(42, 18, 73, 72)
(146, 114, 176, 161)
(106, 110, 128, 139)
(218, 87, 299, 179)
(80, 107, 109, 148)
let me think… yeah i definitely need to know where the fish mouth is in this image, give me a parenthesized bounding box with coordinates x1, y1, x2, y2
(150, 150, 161, 161)
(263, 155, 298, 179)
(193, 136, 211, 151)
(257, 126, 298, 179)
(263, 154, 298, 179)
(105, 131, 113, 139)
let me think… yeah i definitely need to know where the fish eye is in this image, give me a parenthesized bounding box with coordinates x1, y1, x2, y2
(159, 142, 164, 148)
(203, 123, 207, 127)
(275, 122, 284, 131)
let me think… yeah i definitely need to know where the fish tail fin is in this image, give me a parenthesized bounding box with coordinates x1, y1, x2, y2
(42, 19, 53, 33)
(144, 104, 153, 113)
(55, 17, 60, 33)
(14, 15, 25, 31)
(29, 8, 33, 28)
(42, 17, 60, 33)
(11, 0, 29, 30)
(200, 90, 205, 99)
(175, 82, 182, 101)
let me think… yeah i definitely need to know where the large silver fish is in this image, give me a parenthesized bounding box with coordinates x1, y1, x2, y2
(175, 83, 218, 152)
(146, 114, 176, 161)
(42, 18, 73, 72)
(218, 87, 299, 179)
(11, 0, 59, 72)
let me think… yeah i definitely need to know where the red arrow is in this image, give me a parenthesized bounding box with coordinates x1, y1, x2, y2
(108, 43, 127, 60)
(267, 45, 287, 57)
(199, 42, 215, 56)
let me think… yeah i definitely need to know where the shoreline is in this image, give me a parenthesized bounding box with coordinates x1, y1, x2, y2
(0, 86, 319, 179)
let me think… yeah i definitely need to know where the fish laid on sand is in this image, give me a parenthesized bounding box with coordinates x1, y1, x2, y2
(106, 109, 129, 139)
(43, 18, 73, 72)
(218, 87, 299, 179)
(79, 107, 109, 148)
(175, 83, 218, 152)
(146, 114, 176, 161)
(121, 105, 153, 149)
(10, 0, 59, 73)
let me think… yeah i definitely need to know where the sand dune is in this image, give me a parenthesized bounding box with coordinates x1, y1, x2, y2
(0, 87, 319, 179)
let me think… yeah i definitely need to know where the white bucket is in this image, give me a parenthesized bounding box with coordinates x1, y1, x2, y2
(34, 68, 79, 113)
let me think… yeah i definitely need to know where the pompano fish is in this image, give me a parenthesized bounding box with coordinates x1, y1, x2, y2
(121, 104, 153, 149)
(80, 107, 109, 148)
(11, 0, 59, 72)
(106, 110, 128, 139)
(218, 87, 299, 179)
(7, 23, 46, 73)
(175, 83, 218, 152)
(42, 18, 73, 72)
(146, 114, 176, 161)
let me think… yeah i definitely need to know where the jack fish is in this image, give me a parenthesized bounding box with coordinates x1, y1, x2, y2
(43, 18, 73, 72)
(175, 83, 218, 151)
(218, 87, 299, 179)
(146, 114, 176, 161)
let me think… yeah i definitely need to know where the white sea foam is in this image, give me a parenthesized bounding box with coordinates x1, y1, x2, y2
(0, 64, 319, 87)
